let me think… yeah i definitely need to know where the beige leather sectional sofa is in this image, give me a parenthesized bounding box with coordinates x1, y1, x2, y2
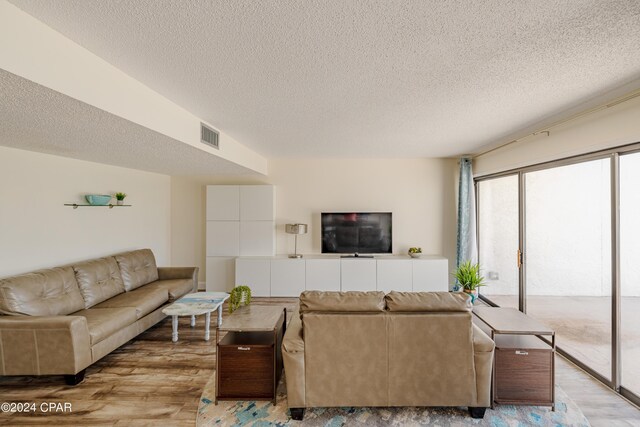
(283, 290, 495, 419)
(0, 249, 197, 385)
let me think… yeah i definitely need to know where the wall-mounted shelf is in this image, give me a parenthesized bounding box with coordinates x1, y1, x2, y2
(64, 204, 131, 209)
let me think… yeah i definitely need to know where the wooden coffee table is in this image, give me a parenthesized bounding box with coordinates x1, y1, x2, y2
(215, 305, 287, 405)
(473, 306, 556, 411)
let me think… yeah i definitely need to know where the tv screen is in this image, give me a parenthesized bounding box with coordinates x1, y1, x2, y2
(321, 212, 392, 254)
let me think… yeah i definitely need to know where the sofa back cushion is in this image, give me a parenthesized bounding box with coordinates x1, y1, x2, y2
(385, 291, 472, 312)
(300, 290, 385, 314)
(114, 249, 158, 291)
(388, 312, 477, 406)
(303, 312, 389, 407)
(73, 257, 125, 308)
(0, 267, 85, 316)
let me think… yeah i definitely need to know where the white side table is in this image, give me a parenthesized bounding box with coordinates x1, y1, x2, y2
(162, 292, 230, 342)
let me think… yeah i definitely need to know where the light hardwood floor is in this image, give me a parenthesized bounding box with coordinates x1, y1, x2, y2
(0, 298, 638, 426)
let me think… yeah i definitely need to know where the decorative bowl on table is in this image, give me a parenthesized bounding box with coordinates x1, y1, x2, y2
(85, 194, 112, 205)
(408, 247, 423, 258)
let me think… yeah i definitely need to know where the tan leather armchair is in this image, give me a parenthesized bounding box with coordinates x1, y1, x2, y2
(282, 291, 495, 420)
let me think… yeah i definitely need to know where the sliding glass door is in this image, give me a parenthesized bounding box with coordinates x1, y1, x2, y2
(620, 151, 640, 397)
(477, 175, 519, 309)
(476, 145, 640, 405)
(525, 159, 612, 380)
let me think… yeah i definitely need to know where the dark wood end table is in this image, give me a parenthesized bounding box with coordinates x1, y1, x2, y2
(473, 306, 556, 411)
(215, 305, 287, 405)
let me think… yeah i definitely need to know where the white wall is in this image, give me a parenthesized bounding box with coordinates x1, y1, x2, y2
(171, 158, 458, 286)
(0, 146, 171, 277)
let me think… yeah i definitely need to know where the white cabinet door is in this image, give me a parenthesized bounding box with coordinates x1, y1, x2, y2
(206, 186, 239, 220)
(206, 221, 239, 256)
(377, 259, 412, 293)
(412, 258, 449, 291)
(235, 258, 271, 297)
(240, 185, 274, 221)
(206, 257, 235, 292)
(306, 259, 341, 291)
(341, 259, 377, 291)
(240, 221, 275, 256)
(270, 259, 305, 297)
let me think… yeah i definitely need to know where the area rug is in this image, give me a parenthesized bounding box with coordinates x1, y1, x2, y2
(197, 377, 590, 426)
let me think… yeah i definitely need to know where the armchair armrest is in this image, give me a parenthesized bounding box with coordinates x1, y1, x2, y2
(472, 323, 495, 353)
(472, 324, 494, 407)
(158, 267, 199, 292)
(0, 315, 92, 376)
(282, 306, 305, 408)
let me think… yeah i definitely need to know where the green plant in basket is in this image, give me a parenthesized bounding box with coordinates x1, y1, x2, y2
(229, 285, 252, 313)
(115, 192, 127, 201)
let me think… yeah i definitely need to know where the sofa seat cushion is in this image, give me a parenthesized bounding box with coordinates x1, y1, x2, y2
(73, 257, 126, 308)
(144, 279, 193, 302)
(114, 249, 159, 291)
(385, 291, 472, 312)
(300, 291, 386, 314)
(72, 307, 137, 345)
(94, 286, 169, 319)
(0, 266, 85, 316)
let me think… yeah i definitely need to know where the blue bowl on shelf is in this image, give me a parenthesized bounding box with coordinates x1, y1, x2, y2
(85, 194, 112, 206)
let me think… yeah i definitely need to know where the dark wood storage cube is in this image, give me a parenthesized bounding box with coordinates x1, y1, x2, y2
(494, 335, 554, 405)
(218, 332, 275, 399)
(215, 306, 286, 405)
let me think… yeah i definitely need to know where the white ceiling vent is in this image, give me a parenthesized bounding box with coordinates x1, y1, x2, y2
(200, 123, 219, 149)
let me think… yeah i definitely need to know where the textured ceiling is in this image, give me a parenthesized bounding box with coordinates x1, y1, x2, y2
(0, 70, 257, 176)
(8, 0, 640, 158)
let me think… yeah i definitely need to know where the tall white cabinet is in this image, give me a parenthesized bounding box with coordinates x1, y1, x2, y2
(206, 185, 275, 292)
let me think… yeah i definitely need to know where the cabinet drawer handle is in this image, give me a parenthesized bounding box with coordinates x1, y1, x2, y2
(238, 346, 251, 351)
(515, 350, 529, 356)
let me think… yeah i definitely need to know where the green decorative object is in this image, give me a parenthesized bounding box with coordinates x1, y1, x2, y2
(453, 260, 486, 303)
(229, 285, 252, 313)
(408, 247, 422, 258)
(115, 192, 127, 206)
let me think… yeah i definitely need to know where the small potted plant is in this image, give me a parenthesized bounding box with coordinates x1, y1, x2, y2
(408, 247, 422, 258)
(453, 260, 485, 304)
(115, 192, 127, 206)
(229, 285, 252, 313)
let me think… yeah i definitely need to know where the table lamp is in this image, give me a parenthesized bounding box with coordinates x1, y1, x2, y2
(286, 223, 308, 258)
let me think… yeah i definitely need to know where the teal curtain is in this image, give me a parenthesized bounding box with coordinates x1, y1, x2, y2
(456, 157, 478, 273)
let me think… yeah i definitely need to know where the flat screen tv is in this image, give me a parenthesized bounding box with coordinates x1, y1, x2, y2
(321, 212, 392, 254)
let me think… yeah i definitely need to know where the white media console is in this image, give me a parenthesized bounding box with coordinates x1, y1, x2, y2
(234, 255, 449, 297)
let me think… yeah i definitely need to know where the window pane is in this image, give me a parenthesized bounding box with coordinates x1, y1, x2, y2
(621, 152, 640, 395)
(478, 175, 519, 309)
(525, 159, 611, 380)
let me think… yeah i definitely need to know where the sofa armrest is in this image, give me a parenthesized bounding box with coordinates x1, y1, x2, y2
(472, 324, 494, 407)
(282, 306, 305, 408)
(0, 315, 92, 376)
(158, 267, 199, 292)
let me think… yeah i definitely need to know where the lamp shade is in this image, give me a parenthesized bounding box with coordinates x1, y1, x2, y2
(285, 224, 308, 234)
